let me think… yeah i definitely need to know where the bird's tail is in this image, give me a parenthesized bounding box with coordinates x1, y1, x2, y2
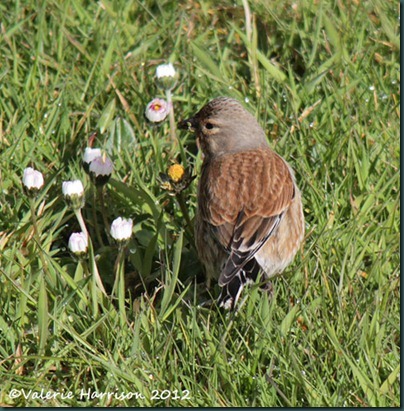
(217, 258, 261, 310)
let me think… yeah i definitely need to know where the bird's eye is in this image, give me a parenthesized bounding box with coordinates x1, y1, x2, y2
(205, 122, 214, 130)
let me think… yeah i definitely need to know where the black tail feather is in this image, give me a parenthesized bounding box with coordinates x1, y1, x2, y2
(217, 259, 262, 310)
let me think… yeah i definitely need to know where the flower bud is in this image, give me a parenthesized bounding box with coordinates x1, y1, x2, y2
(89, 154, 114, 186)
(62, 180, 85, 209)
(82, 147, 102, 174)
(110, 217, 133, 243)
(23, 167, 44, 196)
(68, 232, 88, 257)
(155, 63, 178, 90)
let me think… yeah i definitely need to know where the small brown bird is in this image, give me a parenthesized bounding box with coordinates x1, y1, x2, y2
(178, 97, 305, 309)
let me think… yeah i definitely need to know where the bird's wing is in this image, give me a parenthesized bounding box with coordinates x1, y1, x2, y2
(218, 212, 284, 286)
(200, 148, 295, 286)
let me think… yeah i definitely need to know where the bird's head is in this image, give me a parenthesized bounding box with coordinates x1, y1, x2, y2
(178, 97, 268, 158)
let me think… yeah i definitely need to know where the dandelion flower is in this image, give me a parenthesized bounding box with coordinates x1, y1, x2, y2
(167, 164, 185, 183)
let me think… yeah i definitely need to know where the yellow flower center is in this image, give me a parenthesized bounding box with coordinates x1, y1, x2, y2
(167, 164, 185, 182)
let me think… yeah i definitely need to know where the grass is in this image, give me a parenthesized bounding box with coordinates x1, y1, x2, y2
(0, 0, 400, 407)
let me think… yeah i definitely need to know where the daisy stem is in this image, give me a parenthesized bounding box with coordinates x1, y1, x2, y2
(29, 197, 55, 286)
(73, 208, 89, 240)
(97, 185, 111, 242)
(165, 89, 177, 146)
(112, 244, 128, 327)
(91, 187, 104, 247)
(74, 208, 107, 296)
(88, 237, 107, 297)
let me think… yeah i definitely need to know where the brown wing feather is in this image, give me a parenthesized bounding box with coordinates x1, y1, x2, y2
(199, 147, 294, 244)
(198, 147, 295, 285)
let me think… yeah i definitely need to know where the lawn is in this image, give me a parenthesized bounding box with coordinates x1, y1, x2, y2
(0, 0, 400, 407)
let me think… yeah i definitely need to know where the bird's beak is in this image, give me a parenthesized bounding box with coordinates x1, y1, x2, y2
(178, 117, 196, 132)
